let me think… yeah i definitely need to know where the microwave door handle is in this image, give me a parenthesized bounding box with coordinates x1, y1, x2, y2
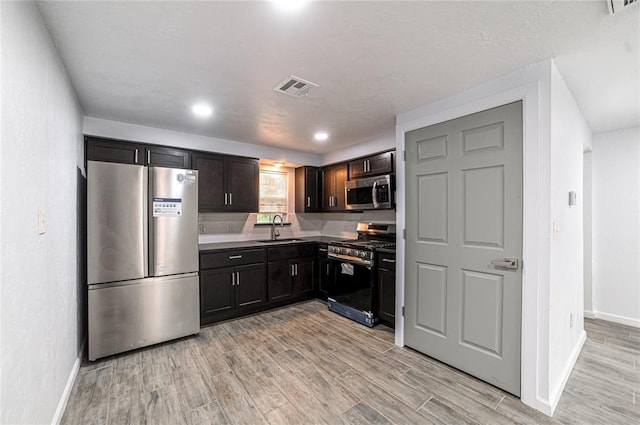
(372, 181, 379, 209)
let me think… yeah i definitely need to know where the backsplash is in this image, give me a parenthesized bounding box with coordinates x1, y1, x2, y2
(198, 210, 396, 244)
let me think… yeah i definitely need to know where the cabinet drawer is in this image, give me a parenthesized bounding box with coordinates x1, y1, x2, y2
(377, 252, 396, 270)
(200, 249, 265, 269)
(267, 243, 316, 261)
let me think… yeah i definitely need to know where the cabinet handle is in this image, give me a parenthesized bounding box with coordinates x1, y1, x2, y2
(318, 248, 328, 252)
(231, 272, 235, 286)
(307, 196, 310, 207)
(295, 264, 298, 275)
(229, 193, 232, 205)
(326, 264, 329, 274)
(134, 149, 139, 163)
(236, 272, 240, 286)
(290, 264, 295, 276)
(229, 255, 242, 260)
(147, 150, 151, 164)
(381, 258, 396, 263)
(224, 193, 228, 205)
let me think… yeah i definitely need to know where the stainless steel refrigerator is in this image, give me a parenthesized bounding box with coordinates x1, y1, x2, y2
(87, 160, 199, 360)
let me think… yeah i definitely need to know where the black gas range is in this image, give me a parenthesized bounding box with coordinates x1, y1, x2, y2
(327, 223, 396, 327)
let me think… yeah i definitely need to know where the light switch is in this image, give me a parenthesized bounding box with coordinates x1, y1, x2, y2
(37, 209, 46, 235)
(568, 191, 577, 206)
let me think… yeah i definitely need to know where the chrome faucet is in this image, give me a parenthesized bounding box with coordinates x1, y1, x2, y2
(271, 214, 283, 240)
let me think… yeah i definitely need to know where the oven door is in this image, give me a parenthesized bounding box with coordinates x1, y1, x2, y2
(327, 258, 375, 315)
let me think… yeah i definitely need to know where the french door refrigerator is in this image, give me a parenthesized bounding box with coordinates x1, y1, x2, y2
(87, 160, 199, 360)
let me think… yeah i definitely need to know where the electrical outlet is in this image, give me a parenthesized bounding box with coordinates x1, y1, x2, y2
(199, 224, 206, 234)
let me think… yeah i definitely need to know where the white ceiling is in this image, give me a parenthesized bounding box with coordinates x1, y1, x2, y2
(37, 1, 639, 154)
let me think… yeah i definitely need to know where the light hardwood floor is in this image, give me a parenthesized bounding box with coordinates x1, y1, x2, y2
(62, 301, 639, 424)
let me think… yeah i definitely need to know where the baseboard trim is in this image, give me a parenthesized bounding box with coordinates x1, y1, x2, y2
(547, 330, 587, 416)
(52, 338, 85, 425)
(583, 310, 595, 319)
(593, 311, 640, 328)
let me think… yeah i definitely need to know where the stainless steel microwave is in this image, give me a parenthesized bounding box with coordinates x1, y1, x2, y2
(345, 174, 394, 210)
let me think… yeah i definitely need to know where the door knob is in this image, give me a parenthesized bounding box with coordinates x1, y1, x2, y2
(491, 259, 519, 270)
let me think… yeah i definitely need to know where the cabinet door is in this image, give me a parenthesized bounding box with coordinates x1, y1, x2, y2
(377, 267, 396, 327)
(147, 146, 191, 169)
(200, 267, 235, 320)
(367, 151, 394, 176)
(322, 167, 335, 210)
(317, 257, 333, 300)
(295, 167, 321, 213)
(236, 263, 267, 309)
(348, 158, 369, 179)
(192, 153, 226, 211)
(292, 257, 314, 295)
(86, 137, 145, 165)
(333, 164, 348, 210)
(267, 261, 292, 302)
(227, 157, 259, 212)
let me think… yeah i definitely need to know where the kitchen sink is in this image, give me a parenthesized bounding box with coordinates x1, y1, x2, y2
(255, 238, 303, 243)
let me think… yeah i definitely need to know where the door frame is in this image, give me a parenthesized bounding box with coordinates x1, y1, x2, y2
(395, 71, 550, 414)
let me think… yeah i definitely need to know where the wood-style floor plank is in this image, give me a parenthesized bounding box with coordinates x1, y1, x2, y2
(62, 300, 640, 425)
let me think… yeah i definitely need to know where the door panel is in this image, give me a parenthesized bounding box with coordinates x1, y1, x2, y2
(201, 267, 234, 317)
(227, 158, 259, 212)
(87, 161, 146, 284)
(193, 154, 226, 211)
(405, 101, 523, 396)
(267, 261, 292, 301)
(236, 263, 266, 308)
(149, 167, 199, 276)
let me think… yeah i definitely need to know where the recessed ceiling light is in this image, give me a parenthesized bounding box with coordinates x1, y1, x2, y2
(192, 103, 213, 118)
(272, 0, 309, 13)
(314, 132, 329, 141)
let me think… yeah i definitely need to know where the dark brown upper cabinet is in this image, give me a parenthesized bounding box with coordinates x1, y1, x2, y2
(146, 145, 191, 169)
(348, 151, 394, 179)
(192, 152, 259, 212)
(86, 136, 146, 165)
(86, 136, 191, 169)
(322, 163, 348, 211)
(295, 166, 322, 213)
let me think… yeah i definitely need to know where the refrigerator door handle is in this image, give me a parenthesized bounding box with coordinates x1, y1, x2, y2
(143, 168, 149, 277)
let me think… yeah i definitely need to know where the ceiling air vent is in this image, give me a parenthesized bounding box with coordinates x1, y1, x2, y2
(273, 75, 318, 98)
(608, 0, 638, 14)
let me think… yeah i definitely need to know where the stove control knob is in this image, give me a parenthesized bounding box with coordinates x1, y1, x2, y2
(360, 251, 367, 258)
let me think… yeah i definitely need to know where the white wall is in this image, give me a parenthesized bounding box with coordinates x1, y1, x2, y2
(592, 126, 640, 327)
(1, 2, 84, 424)
(583, 151, 594, 316)
(547, 63, 589, 409)
(396, 59, 590, 416)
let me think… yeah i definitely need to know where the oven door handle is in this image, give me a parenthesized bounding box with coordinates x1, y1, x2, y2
(328, 254, 372, 269)
(372, 181, 379, 209)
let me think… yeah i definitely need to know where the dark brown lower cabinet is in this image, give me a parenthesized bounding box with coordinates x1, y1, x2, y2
(268, 257, 315, 302)
(200, 254, 266, 325)
(377, 251, 396, 328)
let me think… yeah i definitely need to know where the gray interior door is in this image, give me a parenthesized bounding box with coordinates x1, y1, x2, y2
(404, 101, 523, 396)
(149, 167, 199, 276)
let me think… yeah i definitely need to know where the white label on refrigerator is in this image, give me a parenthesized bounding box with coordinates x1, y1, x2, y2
(153, 198, 182, 217)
